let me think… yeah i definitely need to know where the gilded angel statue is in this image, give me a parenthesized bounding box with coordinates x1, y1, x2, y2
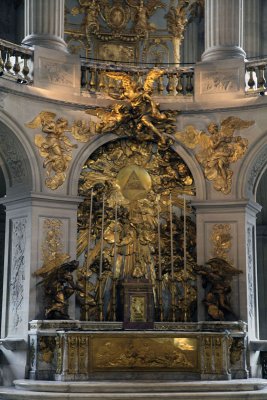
(89, 69, 176, 145)
(26, 111, 77, 190)
(126, 0, 165, 34)
(175, 116, 254, 194)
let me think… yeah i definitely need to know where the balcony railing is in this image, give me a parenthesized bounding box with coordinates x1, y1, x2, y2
(0, 39, 33, 83)
(245, 58, 267, 95)
(80, 60, 195, 97)
(3, 37, 267, 100)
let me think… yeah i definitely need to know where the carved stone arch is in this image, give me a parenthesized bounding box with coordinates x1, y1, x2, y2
(68, 134, 207, 200)
(0, 111, 40, 195)
(237, 134, 267, 201)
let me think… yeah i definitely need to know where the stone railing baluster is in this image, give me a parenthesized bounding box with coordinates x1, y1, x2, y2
(80, 60, 195, 98)
(185, 71, 194, 95)
(245, 59, 267, 94)
(0, 38, 33, 83)
(176, 73, 184, 95)
(257, 65, 266, 92)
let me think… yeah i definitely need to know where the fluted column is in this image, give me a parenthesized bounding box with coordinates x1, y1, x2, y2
(22, 0, 67, 52)
(243, 0, 260, 58)
(202, 0, 246, 61)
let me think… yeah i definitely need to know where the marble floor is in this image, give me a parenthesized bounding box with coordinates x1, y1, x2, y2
(0, 379, 267, 400)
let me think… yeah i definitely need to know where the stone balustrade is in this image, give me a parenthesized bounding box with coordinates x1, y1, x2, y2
(245, 58, 267, 94)
(80, 61, 195, 97)
(0, 39, 33, 83)
(2, 36, 267, 99)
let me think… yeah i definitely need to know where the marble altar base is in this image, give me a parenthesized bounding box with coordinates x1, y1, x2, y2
(28, 320, 248, 382)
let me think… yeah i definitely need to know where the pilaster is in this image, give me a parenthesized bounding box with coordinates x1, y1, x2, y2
(192, 199, 261, 342)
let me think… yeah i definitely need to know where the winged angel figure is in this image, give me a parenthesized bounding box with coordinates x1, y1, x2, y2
(175, 117, 254, 194)
(126, 0, 165, 34)
(26, 112, 77, 190)
(86, 69, 176, 145)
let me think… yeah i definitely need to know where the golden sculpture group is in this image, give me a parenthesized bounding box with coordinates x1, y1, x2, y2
(29, 69, 251, 323)
(26, 70, 253, 194)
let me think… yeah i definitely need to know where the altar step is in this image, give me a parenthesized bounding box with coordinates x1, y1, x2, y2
(0, 379, 267, 400)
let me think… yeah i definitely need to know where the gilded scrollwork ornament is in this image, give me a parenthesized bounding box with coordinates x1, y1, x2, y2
(175, 117, 254, 194)
(211, 223, 232, 263)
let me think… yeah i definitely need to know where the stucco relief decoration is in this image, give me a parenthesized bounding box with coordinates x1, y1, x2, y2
(247, 225, 255, 319)
(175, 117, 254, 194)
(8, 218, 27, 333)
(201, 71, 238, 94)
(39, 58, 74, 87)
(0, 132, 27, 184)
(211, 223, 232, 263)
(247, 145, 267, 193)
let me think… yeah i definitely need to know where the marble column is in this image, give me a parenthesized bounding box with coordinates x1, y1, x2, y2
(202, 0, 246, 61)
(22, 0, 67, 52)
(243, 0, 260, 58)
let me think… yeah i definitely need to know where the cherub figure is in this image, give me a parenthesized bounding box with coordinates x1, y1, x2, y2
(194, 258, 242, 321)
(26, 112, 77, 190)
(175, 117, 254, 194)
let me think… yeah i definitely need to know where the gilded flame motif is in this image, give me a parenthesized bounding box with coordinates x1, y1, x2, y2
(175, 117, 254, 194)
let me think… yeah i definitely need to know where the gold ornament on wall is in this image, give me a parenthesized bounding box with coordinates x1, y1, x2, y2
(175, 117, 254, 194)
(35, 219, 70, 278)
(26, 112, 96, 190)
(77, 138, 197, 322)
(86, 69, 178, 147)
(26, 112, 77, 190)
(211, 223, 232, 263)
